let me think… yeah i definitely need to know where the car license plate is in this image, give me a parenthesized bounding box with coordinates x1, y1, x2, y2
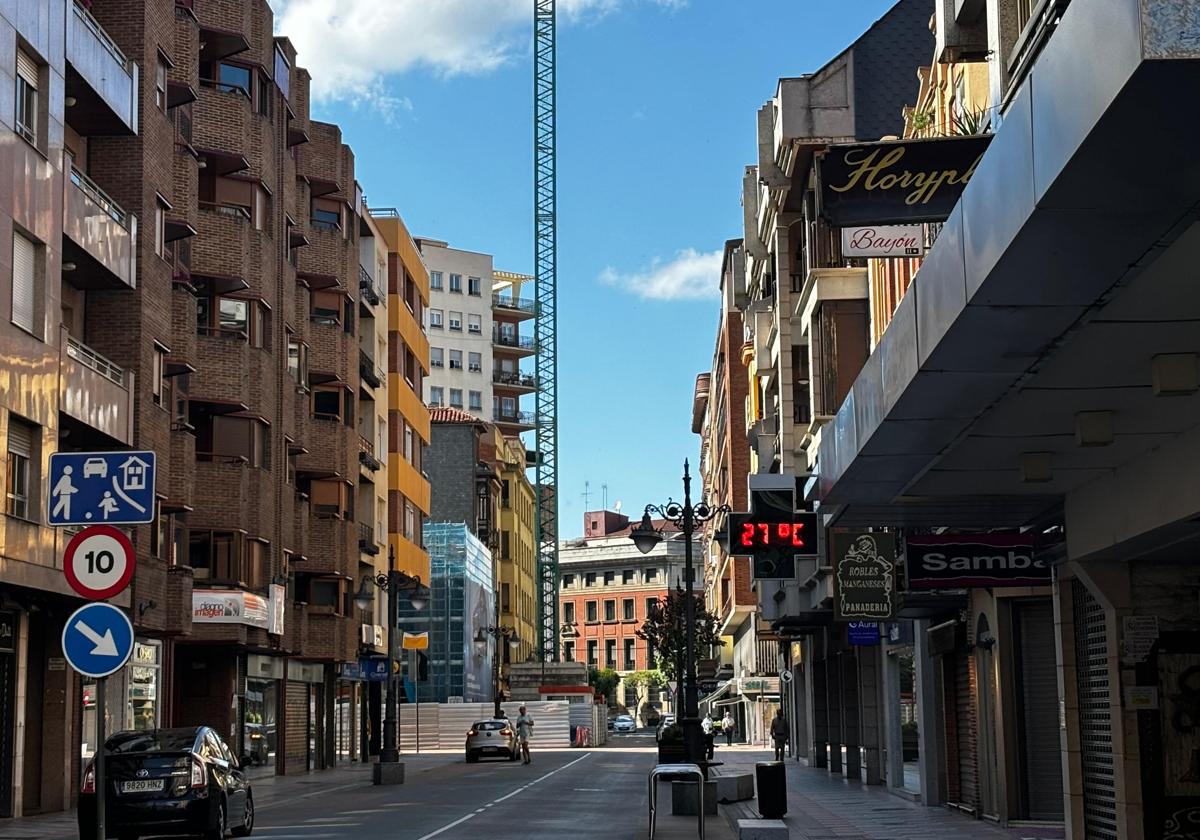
(121, 779, 163, 793)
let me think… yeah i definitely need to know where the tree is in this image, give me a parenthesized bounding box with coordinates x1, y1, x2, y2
(623, 670, 666, 722)
(587, 667, 621, 707)
(636, 586, 724, 682)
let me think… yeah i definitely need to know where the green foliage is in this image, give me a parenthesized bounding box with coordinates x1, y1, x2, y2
(587, 667, 621, 705)
(635, 587, 724, 681)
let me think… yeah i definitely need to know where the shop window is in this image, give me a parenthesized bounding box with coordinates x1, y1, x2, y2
(129, 642, 162, 730)
(5, 417, 36, 520)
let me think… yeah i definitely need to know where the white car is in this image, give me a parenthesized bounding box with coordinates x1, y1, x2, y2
(613, 714, 637, 733)
(82, 458, 108, 479)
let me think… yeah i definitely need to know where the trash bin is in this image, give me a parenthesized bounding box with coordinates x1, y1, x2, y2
(755, 761, 787, 819)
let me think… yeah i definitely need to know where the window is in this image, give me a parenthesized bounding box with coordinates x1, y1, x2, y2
(287, 337, 309, 390)
(5, 418, 35, 520)
(646, 568, 659, 582)
(11, 231, 37, 335)
(468, 314, 482, 334)
(501, 397, 516, 417)
(430, 347, 444, 368)
(187, 530, 241, 583)
(429, 386, 444, 406)
(585, 601, 597, 622)
(197, 415, 270, 468)
(430, 271, 443, 290)
(605, 639, 616, 668)
(15, 49, 38, 147)
(604, 600, 616, 622)
(308, 578, 342, 613)
(501, 480, 512, 509)
(405, 500, 416, 541)
(449, 349, 462, 370)
(624, 638, 636, 670)
(468, 276, 482, 296)
(623, 569, 635, 585)
(155, 58, 168, 112)
(585, 572, 596, 587)
(449, 274, 462, 293)
(623, 598, 635, 621)
(468, 352, 482, 372)
(214, 62, 251, 96)
(449, 388, 463, 408)
(603, 571, 615, 586)
(646, 598, 658, 618)
(311, 201, 340, 231)
(256, 74, 271, 118)
(562, 602, 575, 623)
(429, 309, 443, 329)
(501, 582, 511, 613)
(313, 387, 342, 421)
(150, 503, 170, 560)
(563, 641, 575, 662)
(154, 200, 167, 258)
(468, 390, 482, 411)
(587, 640, 598, 666)
(448, 311, 462, 331)
(152, 346, 167, 406)
(404, 424, 414, 463)
(562, 573, 574, 588)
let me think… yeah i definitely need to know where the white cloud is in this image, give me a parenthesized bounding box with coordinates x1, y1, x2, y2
(599, 248, 723, 301)
(270, 0, 685, 116)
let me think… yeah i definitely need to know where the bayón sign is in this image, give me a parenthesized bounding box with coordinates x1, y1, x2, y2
(832, 532, 895, 621)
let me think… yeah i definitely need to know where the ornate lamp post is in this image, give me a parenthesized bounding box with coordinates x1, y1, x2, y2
(630, 459, 729, 772)
(354, 545, 430, 784)
(475, 623, 521, 719)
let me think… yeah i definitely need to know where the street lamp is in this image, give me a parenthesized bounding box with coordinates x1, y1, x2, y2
(474, 624, 521, 719)
(630, 459, 729, 774)
(354, 545, 430, 785)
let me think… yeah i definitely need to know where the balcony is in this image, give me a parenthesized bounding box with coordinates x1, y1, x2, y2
(59, 330, 133, 444)
(63, 166, 137, 289)
(492, 371, 538, 392)
(358, 436, 382, 472)
(65, 0, 139, 136)
(358, 522, 380, 556)
(359, 350, 382, 389)
(494, 410, 537, 430)
(492, 332, 537, 356)
(492, 294, 537, 320)
(359, 266, 380, 307)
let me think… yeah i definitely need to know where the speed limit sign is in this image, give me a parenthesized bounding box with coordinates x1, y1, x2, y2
(63, 525, 135, 600)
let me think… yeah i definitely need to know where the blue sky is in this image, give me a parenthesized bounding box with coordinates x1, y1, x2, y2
(273, 0, 898, 537)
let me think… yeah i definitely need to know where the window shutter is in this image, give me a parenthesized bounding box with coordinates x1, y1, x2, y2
(16, 50, 38, 87)
(11, 233, 36, 333)
(7, 419, 33, 458)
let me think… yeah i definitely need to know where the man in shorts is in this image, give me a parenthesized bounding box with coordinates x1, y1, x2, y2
(515, 705, 535, 764)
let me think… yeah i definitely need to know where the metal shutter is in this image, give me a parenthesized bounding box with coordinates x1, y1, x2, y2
(11, 233, 35, 333)
(1073, 581, 1118, 840)
(6, 420, 31, 458)
(1015, 601, 1065, 820)
(15, 50, 37, 87)
(955, 653, 980, 813)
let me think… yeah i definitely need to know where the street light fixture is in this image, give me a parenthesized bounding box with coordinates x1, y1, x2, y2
(475, 623, 521, 719)
(630, 459, 729, 776)
(356, 546, 430, 785)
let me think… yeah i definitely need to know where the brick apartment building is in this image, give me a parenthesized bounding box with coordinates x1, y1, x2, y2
(0, 0, 428, 817)
(558, 511, 703, 719)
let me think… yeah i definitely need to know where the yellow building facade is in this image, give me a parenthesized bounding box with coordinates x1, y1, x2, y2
(489, 429, 539, 669)
(372, 209, 433, 583)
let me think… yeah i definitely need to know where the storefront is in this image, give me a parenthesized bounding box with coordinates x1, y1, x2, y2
(243, 654, 283, 778)
(283, 661, 326, 774)
(0, 611, 15, 819)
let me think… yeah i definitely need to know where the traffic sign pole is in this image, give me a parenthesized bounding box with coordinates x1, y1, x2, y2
(96, 677, 105, 840)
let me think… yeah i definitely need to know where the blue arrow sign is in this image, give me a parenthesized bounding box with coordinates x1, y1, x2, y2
(47, 451, 156, 526)
(62, 603, 134, 678)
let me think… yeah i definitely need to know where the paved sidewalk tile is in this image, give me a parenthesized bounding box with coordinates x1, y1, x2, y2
(712, 748, 1065, 840)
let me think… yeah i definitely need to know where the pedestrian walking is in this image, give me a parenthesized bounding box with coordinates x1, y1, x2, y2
(770, 709, 789, 762)
(515, 705, 535, 764)
(701, 712, 715, 760)
(722, 710, 735, 746)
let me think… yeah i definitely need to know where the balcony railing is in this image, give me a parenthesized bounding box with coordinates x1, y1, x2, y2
(494, 410, 536, 426)
(492, 294, 537, 314)
(358, 522, 380, 555)
(493, 333, 536, 351)
(72, 0, 129, 68)
(359, 436, 382, 471)
(70, 167, 128, 229)
(493, 371, 538, 389)
(67, 335, 125, 386)
(359, 266, 380, 306)
(199, 201, 251, 222)
(359, 351, 382, 389)
(199, 78, 250, 99)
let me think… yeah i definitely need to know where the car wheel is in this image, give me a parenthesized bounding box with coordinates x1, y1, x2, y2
(465, 751, 478, 763)
(231, 795, 254, 837)
(205, 801, 226, 840)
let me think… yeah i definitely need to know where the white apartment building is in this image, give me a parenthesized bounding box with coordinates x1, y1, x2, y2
(416, 238, 494, 419)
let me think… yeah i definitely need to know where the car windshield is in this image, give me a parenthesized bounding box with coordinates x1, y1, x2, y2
(106, 730, 198, 754)
(474, 721, 508, 731)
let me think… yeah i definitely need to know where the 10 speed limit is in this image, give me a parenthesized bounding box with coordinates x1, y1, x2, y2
(63, 525, 135, 600)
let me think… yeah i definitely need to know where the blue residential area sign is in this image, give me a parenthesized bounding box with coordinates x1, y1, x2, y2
(62, 602, 135, 679)
(47, 451, 157, 526)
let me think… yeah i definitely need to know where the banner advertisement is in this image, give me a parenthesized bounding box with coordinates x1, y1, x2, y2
(192, 589, 270, 629)
(904, 534, 1049, 589)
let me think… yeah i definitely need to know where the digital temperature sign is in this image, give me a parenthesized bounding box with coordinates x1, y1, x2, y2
(726, 511, 819, 579)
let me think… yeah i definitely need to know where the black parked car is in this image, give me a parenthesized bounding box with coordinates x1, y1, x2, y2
(79, 726, 254, 840)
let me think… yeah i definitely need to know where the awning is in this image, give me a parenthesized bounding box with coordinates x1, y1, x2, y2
(305, 176, 340, 197)
(199, 26, 250, 62)
(194, 147, 249, 176)
(167, 81, 197, 109)
(165, 358, 196, 377)
(297, 272, 339, 290)
(698, 680, 733, 712)
(193, 273, 249, 296)
(189, 397, 248, 416)
(164, 218, 197, 242)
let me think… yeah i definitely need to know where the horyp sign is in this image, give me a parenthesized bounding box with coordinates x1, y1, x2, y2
(905, 534, 1050, 589)
(833, 532, 895, 621)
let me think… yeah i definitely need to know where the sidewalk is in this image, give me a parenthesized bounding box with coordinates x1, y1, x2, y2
(712, 747, 1065, 840)
(1, 754, 461, 840)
